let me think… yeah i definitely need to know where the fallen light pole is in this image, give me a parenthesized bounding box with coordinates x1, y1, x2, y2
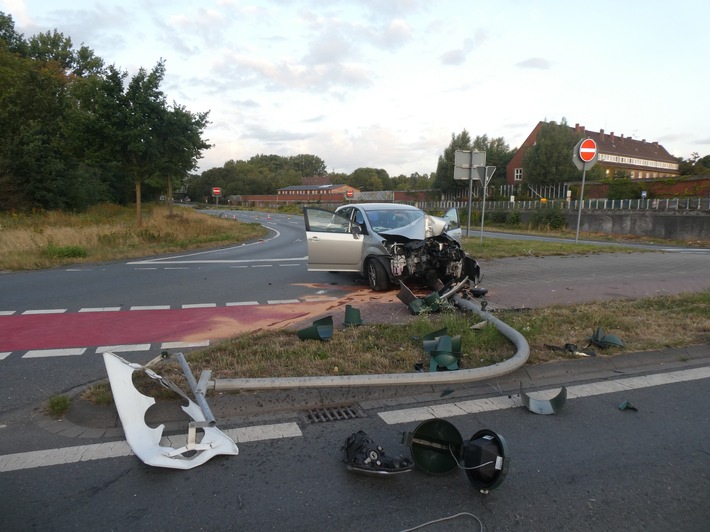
(211, 295, 529, 392)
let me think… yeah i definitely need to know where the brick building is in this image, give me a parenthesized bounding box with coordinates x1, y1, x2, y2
(506, 121, 680, 185)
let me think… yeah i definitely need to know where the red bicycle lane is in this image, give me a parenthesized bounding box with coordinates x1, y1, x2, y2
(0, 304, 315, 351)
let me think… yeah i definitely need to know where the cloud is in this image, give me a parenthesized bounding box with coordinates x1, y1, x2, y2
(516, 57, 552, 69)
(212, 49, 372, 92)
(440, 33, 486, 65)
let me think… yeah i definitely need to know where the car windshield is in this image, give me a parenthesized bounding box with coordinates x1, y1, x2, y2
(365, 209, 422, 232)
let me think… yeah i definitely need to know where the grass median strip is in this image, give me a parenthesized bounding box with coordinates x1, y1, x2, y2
(128, 291, 709, 394)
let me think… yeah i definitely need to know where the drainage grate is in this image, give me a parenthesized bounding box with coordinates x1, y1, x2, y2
(304, 405, 365, 423)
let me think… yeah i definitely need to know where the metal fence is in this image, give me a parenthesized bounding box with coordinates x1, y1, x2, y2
(413, 197, 710, 212)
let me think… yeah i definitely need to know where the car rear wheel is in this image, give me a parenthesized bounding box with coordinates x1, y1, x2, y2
(366, 259, 389, 291)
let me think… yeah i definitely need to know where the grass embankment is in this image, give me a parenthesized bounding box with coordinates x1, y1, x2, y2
(0, 204, 268, 271)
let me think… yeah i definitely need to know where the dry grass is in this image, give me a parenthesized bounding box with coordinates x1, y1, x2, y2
(135, 291, 709, 385)
(0, 204, 268, 270)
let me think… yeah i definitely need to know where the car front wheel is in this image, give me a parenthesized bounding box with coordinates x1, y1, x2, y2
(366, 259, 389, 291)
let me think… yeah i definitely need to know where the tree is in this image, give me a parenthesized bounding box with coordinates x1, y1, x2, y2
(520, 119, 607, 185)
(289, 154, 327, 177)
(348, 167, 388, 191)
(116, 61, 170, 225)
(152, 103, 211, 215)
(0, 12, 27, 54)
(470, 134, 515, 186)
(679, 153, 710, 175)
(433, 130, 472, 193)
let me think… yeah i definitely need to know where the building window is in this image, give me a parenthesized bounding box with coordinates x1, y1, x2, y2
(514, 168, 523, 181)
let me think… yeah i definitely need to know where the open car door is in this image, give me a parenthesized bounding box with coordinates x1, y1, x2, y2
(304, 208, 364, 271)
(443, 207, 462, 243)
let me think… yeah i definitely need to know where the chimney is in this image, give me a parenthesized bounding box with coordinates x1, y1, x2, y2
(575, 123, 580, 133)
(610, 132, 614, 141)
(621, 134, 625, 145)
(642, 139, 646, 143)
(600, 129, 605, 141)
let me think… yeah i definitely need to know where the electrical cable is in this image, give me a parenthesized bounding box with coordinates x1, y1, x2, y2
(448, 443, 494, 470)
(398, 511, 484, 532)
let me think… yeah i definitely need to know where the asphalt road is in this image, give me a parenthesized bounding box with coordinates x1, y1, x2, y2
(0, 211, 708, 530)
(1, 348, 708, 531)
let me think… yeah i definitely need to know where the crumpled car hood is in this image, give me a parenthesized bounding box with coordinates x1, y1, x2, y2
(378, 214, 449, 242)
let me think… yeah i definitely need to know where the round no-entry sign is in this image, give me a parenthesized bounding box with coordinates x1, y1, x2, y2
(579, 138, 597, 163)
(212, 187, 222, 197)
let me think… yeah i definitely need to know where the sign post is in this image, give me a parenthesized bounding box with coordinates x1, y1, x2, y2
(572, 138, 598, 243)
(212, 186, 222, 206)
(454, 150, 486, 237)
(478, 166, 496, 244)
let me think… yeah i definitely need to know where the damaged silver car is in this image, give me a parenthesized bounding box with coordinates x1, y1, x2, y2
(304, 203, 481, 291)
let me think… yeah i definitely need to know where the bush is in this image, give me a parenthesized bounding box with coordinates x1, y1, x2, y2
(490, 211, 508, 224)
(42, 244, 88, 259)
(506, 210, 521, 226)
(530, 207, 567, 230)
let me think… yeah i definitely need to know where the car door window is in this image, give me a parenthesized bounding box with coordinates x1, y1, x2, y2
(304, 208, 352, 233)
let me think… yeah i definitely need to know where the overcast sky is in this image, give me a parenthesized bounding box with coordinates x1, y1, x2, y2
(4, 0, 708, 176)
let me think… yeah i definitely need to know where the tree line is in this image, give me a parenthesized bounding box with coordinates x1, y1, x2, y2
(0, 12, 209, 224)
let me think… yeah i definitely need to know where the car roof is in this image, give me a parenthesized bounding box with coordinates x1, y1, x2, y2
(341, 203, 422, 212)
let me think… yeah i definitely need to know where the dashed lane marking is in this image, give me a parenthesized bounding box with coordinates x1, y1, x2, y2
(129, 305, 171, 311)
(79, 307, 121, 313)
(16, 341, 212, 360)
(181, 303, 217, 309)
(96, 344, 151, 353)
(162, 340, 210, 349)
(22, 309, 66, 315)
(0, 352, 10, 360)
(378, 366, 710, 424)
(23, 348, 87, 359)
(267, 299, 301, 304)
(0, 422, 303, 473)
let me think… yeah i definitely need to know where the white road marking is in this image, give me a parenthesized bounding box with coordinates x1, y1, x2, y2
(226, 301, 259, 306)
(96, 344, 151, 353)
(268, 299, 301, 304)
(130, 305, 171, 311)
(23, 348, 87, 359)
(79, 307, 121, 312)
(161, 341, 210, 349)
(129, 257, 307, 266)
(378, 366, 710, 424)
(182, 303, 217, 309)
(0, 422, 302, 472)
(0, 352, 11, 360)
(22, 309, 67, 315)
(0, 311, 16, 316)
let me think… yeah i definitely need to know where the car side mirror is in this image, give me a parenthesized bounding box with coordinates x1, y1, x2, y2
(351, 224, 362, 238)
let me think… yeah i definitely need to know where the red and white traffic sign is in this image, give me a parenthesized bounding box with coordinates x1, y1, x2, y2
(578, 138, 597, 163)
(212, 187, 222, 197)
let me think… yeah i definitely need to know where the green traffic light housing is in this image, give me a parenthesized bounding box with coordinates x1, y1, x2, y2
(464, 429, 509, 491)
(402, 419, 509, 492)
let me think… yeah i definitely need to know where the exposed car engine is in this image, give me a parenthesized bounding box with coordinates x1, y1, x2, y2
(383, 234, 477, 286)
